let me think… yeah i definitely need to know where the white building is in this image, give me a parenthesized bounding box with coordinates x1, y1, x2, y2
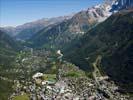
(32, 72, 43, 79)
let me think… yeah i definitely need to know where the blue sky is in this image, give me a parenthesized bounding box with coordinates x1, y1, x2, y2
(0, 0, 103, 27)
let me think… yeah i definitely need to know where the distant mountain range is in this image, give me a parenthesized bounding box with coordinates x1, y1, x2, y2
(1, 0, 115, 42)
(0, 15, 73, 40)
(1, 0, 132, 41)
(28, 1, 114, 49)
(1, 0, 132, 42)
(27, 0, 133, 49)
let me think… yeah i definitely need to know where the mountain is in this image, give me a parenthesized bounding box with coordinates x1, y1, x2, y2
(29, 2, 113, 49)
(0, 27, 16, 36)
(0, 30, 20, 65)
(111, 0, 133, 11)
(64, 10, 133, 85)
(0, 16, 73, 40)
(0, 30, 22, 99)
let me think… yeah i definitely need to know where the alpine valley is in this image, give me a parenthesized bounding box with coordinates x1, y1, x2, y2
(0, 0, 133, 100)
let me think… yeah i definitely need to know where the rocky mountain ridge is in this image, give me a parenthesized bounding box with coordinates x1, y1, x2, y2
(29, 1, 114, 49)
(0, 15, 73, 40)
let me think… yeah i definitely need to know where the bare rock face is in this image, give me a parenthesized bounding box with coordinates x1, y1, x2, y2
(1, 1, 114, 41)
(29, 2, 115, 49)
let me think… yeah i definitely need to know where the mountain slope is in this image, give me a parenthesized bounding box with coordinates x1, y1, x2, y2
(0, 16, 72, 40)
(0, 30, 20, 65)
(64, 10, 133, 85)
(0, 30, 22, 100)
(29, 3, 113, 49)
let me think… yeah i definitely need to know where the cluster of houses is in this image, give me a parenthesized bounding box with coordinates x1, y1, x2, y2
(10, 71, 130, 100)
(32, 72, 56, 86)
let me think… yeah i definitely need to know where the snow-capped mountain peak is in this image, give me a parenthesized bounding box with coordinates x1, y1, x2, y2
(111, 0, 133, 12)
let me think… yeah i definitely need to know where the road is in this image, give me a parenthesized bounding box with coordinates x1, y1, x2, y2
(92, 55, 114, 100)
(92, 55, 102, 87)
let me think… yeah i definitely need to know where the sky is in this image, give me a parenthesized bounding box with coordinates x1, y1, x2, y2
(0, 0, 103, 27)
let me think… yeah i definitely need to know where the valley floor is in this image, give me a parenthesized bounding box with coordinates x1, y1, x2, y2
(0, 50, 132, 100)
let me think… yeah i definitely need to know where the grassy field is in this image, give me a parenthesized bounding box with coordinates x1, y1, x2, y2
(43, 74, 56, 81)
(13, 94, 29, 100)
(63, 71, 86, 78)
